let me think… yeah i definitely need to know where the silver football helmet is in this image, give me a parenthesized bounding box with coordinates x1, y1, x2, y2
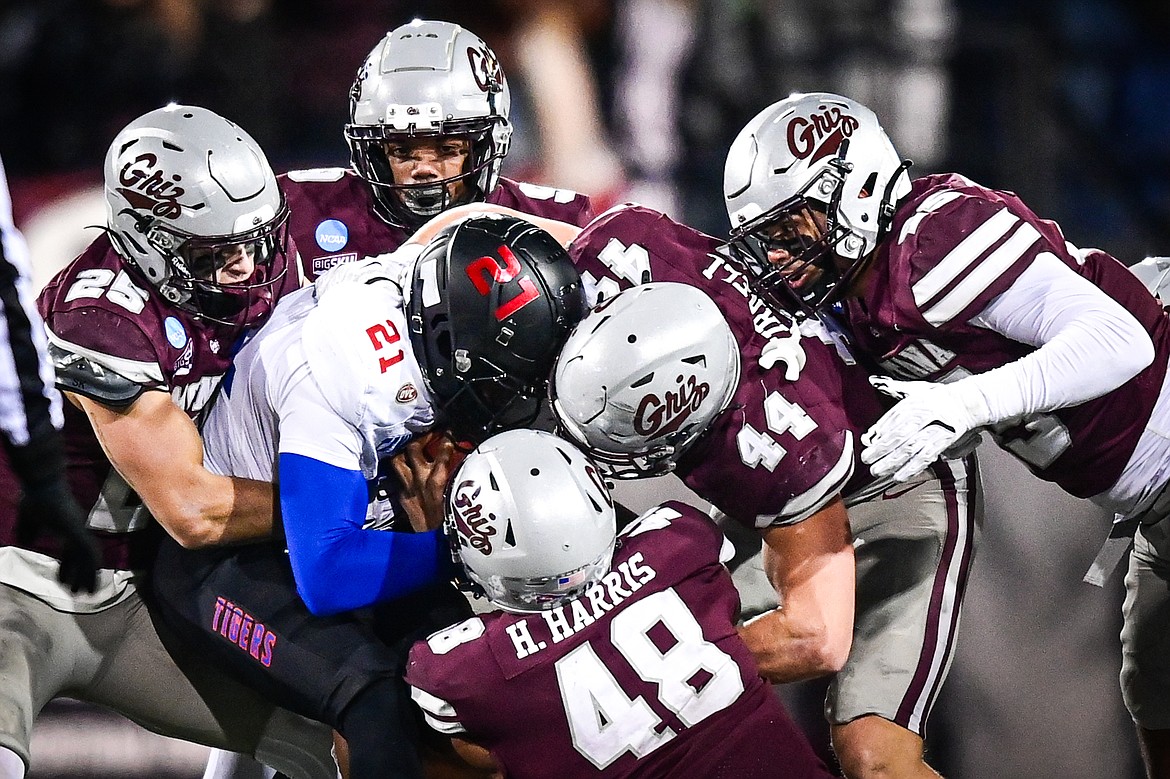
(346, 19, 513, 228)
(103, 103, 289, 326)
(551, 282, 741, 478)
(723, 92, 912, 312)
(445, 428, 617, 613)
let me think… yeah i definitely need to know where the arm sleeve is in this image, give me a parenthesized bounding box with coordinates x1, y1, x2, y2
(956, 251, 1155, 421)
(278, 452, 449, 616)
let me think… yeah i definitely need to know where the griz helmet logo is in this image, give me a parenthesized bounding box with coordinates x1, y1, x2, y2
(116, 153, 195, 219)
(786, 105, 861, 165)
(451, 479, 497, 554)
(467, 45, 503, 93)
(634, 373, 711, 442)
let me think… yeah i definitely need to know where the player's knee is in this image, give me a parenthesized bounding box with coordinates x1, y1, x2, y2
(832, 718, 937, 779)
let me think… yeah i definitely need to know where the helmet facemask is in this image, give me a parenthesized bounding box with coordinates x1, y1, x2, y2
(131, 202, 292, 327)
(348, 120, 506, 229)
(729, 148, 872, 314)
(429, 348, 548, 444)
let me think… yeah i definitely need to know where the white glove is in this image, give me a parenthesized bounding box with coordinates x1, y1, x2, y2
(313, 243, 423, 301)
(861, 375, 992, 481)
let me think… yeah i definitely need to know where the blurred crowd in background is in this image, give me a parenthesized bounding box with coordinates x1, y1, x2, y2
(4, 0, 1170, 777)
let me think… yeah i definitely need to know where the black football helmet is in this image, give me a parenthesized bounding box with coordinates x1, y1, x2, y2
(407, 214, 587, 443)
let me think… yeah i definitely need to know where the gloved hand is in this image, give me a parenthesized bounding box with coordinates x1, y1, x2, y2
(16, 474, 100, 593)
(861, 375, 992, 481)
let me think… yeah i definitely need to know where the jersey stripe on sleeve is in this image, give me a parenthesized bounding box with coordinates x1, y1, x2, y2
(409, 686, 466, 735)
(912, 208, 1042, 327)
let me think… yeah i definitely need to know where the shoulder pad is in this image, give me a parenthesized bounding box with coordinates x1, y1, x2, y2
(50, 344, 144, 407)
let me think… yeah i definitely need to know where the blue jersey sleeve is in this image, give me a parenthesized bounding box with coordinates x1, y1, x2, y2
(278, 452, 450, 615)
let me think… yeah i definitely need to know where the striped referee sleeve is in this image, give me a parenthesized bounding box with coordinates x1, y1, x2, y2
(0, 154, 63, 451)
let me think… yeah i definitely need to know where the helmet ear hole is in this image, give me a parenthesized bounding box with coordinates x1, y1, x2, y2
(860, 172, 879, 198)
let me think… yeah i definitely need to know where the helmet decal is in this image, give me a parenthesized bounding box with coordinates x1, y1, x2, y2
(634, 372, 712, 442)
(115, 153, 190, 219)
(450, 479, 497, 554)
(787, 105, 861, 164)
(466, 45, 503, 93)
(466, 245, 540, 320)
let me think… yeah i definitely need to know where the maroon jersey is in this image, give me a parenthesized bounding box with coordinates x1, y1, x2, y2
(848, 173, 1170, 498)
(406, 502, 832, 779)
(280, 168, 595, 280)
(0, 233, 302, 569)
(569, 204, 891, 529)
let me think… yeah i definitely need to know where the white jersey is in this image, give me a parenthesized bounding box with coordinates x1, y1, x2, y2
(201, 281, 435, 482)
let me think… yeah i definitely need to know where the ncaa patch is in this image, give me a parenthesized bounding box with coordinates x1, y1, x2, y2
(315, 219, 349, 252)
(164, 316, 188, 348)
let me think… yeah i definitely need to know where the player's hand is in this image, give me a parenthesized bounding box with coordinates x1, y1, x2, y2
(16, 476, 100, 593)
(390, 431, 468, 532)
(861, 376, 990, 481)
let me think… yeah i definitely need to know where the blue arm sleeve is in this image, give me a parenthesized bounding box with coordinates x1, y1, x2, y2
(278, 452, 449, 616)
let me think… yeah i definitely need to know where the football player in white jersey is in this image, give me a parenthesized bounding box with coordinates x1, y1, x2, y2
(724, 91, 1170, 778)
(150, 213, 586, 779)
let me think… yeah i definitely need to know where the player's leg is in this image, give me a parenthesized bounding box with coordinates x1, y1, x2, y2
(149, 537, 435, 779)
(82, 583, 337, 779)
(0, 577, 98, 779)
(1121, 515, 1170, 779)
(831, 716, 940, 778)
(827, 456, 981, 779)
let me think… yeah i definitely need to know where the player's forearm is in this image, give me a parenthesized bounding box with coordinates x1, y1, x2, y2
(738, 606, 852, 682)
(146, 470, 276, 548)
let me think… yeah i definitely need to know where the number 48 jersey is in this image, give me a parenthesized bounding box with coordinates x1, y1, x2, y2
(406, 502, 833, 778)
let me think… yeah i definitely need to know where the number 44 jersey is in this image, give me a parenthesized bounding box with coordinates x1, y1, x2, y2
(406, 502, 833, 778)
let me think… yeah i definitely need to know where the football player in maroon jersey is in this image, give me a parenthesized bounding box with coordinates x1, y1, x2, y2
(360, 199, 979, 779)
(407, 428, 835, 779)
(0, 105, 341, 779)
(724, 91, 1170, 779)
(280, 19, 595, 283)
